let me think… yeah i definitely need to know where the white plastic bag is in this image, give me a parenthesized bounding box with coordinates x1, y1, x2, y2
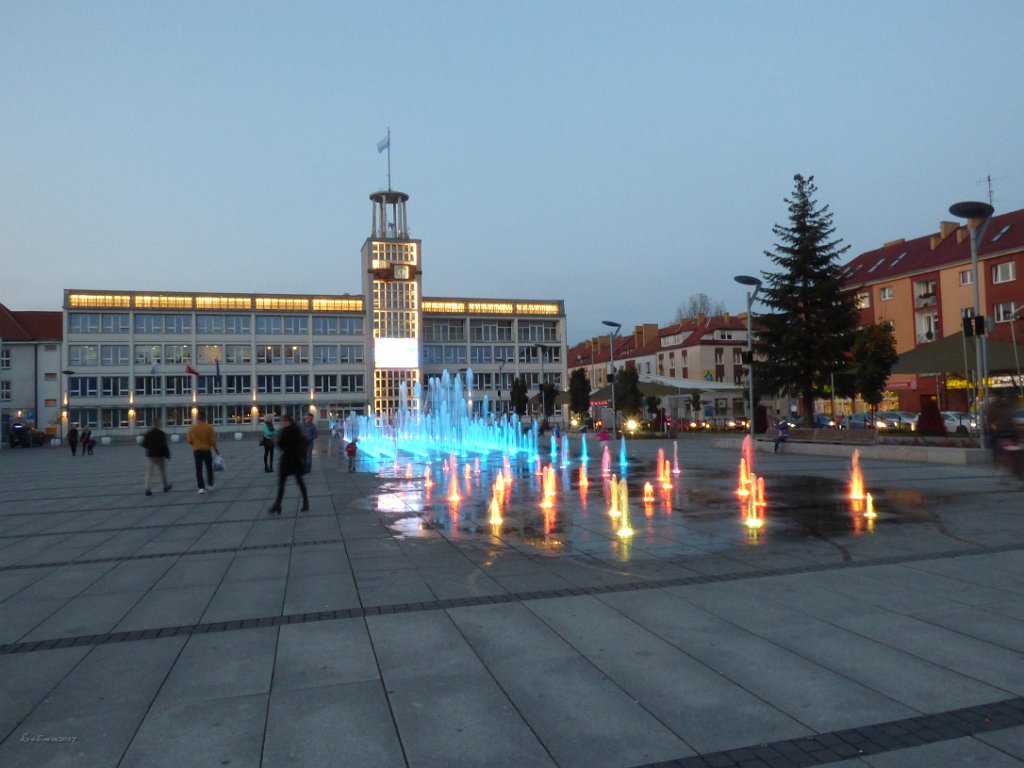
(213, 454, 226, 472)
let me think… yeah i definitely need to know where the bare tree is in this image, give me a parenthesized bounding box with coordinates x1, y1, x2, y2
(675, 292, 726, 323)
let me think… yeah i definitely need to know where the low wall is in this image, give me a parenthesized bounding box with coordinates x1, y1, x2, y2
(711, 436, 990, 466)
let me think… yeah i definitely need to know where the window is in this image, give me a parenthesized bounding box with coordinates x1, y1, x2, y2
(1, 349, 9, 369)
(224, 315, 250, 334)
(257, 344, 282, 364)
(101, 376, 129, 397)
(196, 344, 223, 364)
(282, 316, 308, 335)
(226, 405, 251, 424)
(995, 302, 1020, 323)
(285, 345, 309, 364)
(422, 345, 442, 364)
(196, 375, 223, 395)
(959, 269, 973, 286)
(225, 374, 251, 394)
(166, 315, 191, 334)
(225, 344, 251, 364)
(101, 314, 129, 333)
(69, 313, 100, 333)
(423, 319, 466, 342)
(494, 345, 514, 363)
(285, 374, 309, 393)
(880, 286, 894, 301)
(0, 381, 10, 401)
(164, 375, 192, 396)
(164, 407, 192, 427)
(101, 408, 130, 429)
(313, 345, 338, 364)
(313, 317, 338, 335)
(714, 349, 724, 365)
(196, 314, 225, 334)
(135, 345, 162, 365)
(255, 316, 283, 334)
(470, 345, 493, 364)
(134, 376, 162, 396)
(339, 345, 363, 364)
(100, 345, 129, 366)
(470, 320, 513, 342)
(257, 374, 282, 393)
(339, 374, 364, 392)
(517, 321, 558, 343)
(163, 344, 192, 364)
(69, 376, 98, 396)
(443, 346, 467, 365)
(69, 345, 99, 366)
(993, 262, 1016, 284)
(314, 374, 338, 393)
(855, 292, 871, 309)
(134, 314, 162, 333)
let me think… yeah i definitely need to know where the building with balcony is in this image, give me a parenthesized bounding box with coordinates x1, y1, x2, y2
(59, 189, 567, 436)
(842, 207, 1024, 412)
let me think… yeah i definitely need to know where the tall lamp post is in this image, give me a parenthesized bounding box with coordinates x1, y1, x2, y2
(60, 369, 75, 443)
(497, 357, 513, 415)
(950, 201, 994, 449)
(535, 344, 550, 423)
(734, 275, 762, 438)
(601, 320, 621, 436)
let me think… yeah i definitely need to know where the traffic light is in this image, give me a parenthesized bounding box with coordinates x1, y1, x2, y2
(962, 316, 986, 337)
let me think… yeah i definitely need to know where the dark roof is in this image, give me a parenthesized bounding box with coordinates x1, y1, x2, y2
(0, 304, 62, 342)
(842, 208, 1024, 288)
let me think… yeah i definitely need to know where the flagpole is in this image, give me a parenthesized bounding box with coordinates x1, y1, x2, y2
(386, 127, 391, 191)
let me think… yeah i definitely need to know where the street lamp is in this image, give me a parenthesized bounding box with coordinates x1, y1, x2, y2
(950, 201, 994, 449)
(602, 320, 621, 435)
(734, 275, 762, 438)
(535, 344, 551, 423)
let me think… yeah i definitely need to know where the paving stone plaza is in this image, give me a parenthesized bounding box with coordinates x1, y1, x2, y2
(3, 434, 1024, 767)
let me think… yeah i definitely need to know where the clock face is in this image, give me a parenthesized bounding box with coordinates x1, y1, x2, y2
(393, 264, 409, 280)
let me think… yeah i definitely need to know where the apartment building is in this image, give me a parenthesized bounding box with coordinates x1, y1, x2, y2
(0, 304, 62, 443)
(842, 207, 1024, 411)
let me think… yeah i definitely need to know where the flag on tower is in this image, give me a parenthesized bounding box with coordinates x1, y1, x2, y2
(185, 364, 200, 376)
(377, 133, 390, 153)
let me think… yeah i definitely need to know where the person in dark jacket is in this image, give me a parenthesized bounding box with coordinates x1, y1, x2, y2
(142, 418, 172, 495)
(269, 414, 309, 515)
(67, 425, 79, 456)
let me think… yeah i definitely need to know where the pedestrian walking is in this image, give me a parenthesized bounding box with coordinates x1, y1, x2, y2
(82, 429, 94, 455)
(345, 438, 357, 472)
(301, 413, 319, 474)
(261, 414, 276, 472)
(187, 412, 218, 494)
(269, 414, 309, 514)
(142, 418, 172, 495)
(67, 425, 79, 457)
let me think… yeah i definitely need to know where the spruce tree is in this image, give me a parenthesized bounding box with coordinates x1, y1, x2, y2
(756, 175, 860, 426)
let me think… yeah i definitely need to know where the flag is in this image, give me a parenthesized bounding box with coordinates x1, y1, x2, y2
(150, 363, 157, 376)
(377, 133, 390, 153)
(185, 364, 200, 376)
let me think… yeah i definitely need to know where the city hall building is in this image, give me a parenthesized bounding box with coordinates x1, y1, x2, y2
(61, 189, 567, 436)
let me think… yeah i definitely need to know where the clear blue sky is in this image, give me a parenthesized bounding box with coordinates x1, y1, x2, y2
(3, 1, 1022, 344)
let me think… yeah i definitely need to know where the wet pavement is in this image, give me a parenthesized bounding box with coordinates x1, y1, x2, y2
(2, 434, 1024, 767)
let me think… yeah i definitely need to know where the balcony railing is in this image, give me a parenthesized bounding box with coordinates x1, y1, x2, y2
(914, 294, 937, 309)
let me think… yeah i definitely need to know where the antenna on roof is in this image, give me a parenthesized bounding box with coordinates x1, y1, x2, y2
(976, 173, 1011, 207)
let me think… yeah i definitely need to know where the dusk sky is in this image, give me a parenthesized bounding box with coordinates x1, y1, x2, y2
(3, 1, 1023, 344)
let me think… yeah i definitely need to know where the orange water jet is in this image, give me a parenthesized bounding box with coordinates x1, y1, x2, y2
(578, 466, 589, 489)
(849, 449, 865, 500)
(643, 482, 655, 502)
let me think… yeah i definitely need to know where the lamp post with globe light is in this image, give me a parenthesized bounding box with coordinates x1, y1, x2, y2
(734, 275, 762, 438)
(949, 201, 994, 449)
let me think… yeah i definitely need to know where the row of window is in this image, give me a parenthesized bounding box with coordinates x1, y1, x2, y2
(67, 344, 366, 366)
(66, 402, 365, 430)
(68, 373, 366, 398)
(421, 344, 563, 366)
(68, 313, 364, 336)
(421, 319, 560, 343)
(871, 262, 1017, 304)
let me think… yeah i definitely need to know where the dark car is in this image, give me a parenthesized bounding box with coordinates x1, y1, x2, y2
(839, 413, 878, 430)
(813, 413, 837, 428)
(8, 423, 45, 448)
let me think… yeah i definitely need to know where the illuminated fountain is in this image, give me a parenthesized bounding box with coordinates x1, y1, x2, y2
(642, 482, 655, 502)
(560, 435, 570, 468)
(608, 475, 621, 518)
(578, 466, 589, 489)
(737, 434, 755, 498)
(619, 434, 627, 469)
(601, 445, 611, 476)
(344, 370, 539, 462)
(580, 433, 589, 463)
(672, 441, 681, 474)
(864, 492, 877, 519)
(849, 449, 865, 501)
(616, 478, 633, 537)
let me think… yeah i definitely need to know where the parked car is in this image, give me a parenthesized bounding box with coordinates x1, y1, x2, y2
(8, 423, 46, 447)
(838, 413, 878, 430)
(813, 413, 837, 428)
(876, 411, 916, 431)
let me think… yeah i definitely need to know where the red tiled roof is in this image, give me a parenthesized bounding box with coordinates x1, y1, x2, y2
(0, 304, 62, 341)
(842, 207, 1024, 287)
